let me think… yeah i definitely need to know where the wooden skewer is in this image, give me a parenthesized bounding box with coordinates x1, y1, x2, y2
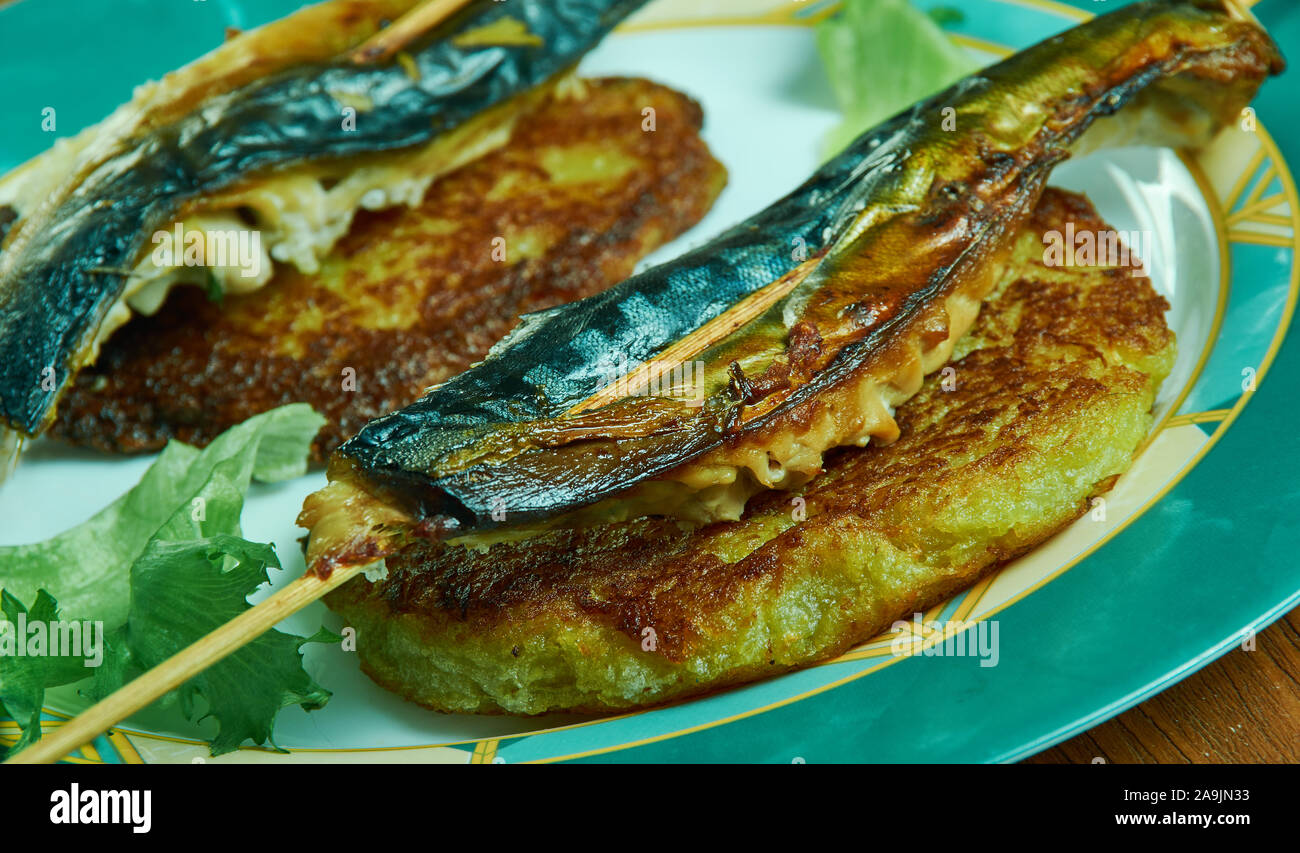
(349, 0, 475, 64)
(1222, 0, 1261, 26)
(566, 259, 820, 415)
(6, 563, 368, 765)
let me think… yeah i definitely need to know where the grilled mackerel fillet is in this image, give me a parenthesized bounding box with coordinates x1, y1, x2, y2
(0, 0, 652, 472)
(49, 77, 726, 459)
(324, 189, 1177, 714)
(302, 0, 1279, 571)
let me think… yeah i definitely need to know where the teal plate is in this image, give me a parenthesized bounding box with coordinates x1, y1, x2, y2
(1, 0, 1296, 763)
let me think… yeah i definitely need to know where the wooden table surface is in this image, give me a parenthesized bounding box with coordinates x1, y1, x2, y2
(1027, 607, 1300, 763)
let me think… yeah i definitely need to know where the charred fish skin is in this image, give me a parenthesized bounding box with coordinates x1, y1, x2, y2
(334, 129, 913, 522)
(0, 0, 651, 437)
(336, 0, 1282, 532)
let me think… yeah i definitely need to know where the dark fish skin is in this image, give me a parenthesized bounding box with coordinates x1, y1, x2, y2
(335, 0, 1282, 532)
(48, 78, 727, 460)
(0, 0, 650, 436)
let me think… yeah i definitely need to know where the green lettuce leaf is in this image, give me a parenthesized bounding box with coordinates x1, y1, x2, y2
(115, 535, 330, 755)
(817, 0, 978, 157)
(0, 589, 85, 755)
(0, 404, 330, 759)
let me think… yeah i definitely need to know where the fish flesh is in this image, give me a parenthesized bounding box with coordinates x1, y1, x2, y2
(0, 0, 652, 452)
(48, 77, 726, 460)
(304, 0, 1282, 573)
(321, 188, 1177, 713)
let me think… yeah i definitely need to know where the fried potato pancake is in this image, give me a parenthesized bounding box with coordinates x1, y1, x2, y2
(51, 77, 727, 459)
(323, 188, 1176, 715)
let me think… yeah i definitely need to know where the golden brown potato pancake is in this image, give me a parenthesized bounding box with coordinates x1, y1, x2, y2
(51, 77, 727, 459)
(323, 188, 1176, 715)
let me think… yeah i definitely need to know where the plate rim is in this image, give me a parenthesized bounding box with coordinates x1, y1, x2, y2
(6, 0, 1296, 764)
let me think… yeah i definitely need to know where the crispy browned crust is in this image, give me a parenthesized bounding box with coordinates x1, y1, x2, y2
(324, 188, 1176, 715)
(50, 77, 727, 459)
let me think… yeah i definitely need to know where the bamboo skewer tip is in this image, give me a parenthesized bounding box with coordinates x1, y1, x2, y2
(5, 562, 367, 765)
(349, 0, 474, 65)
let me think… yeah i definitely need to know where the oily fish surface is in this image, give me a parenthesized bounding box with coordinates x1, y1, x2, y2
(325, 188, 1176, 715)
(51, 77, 726, 459)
